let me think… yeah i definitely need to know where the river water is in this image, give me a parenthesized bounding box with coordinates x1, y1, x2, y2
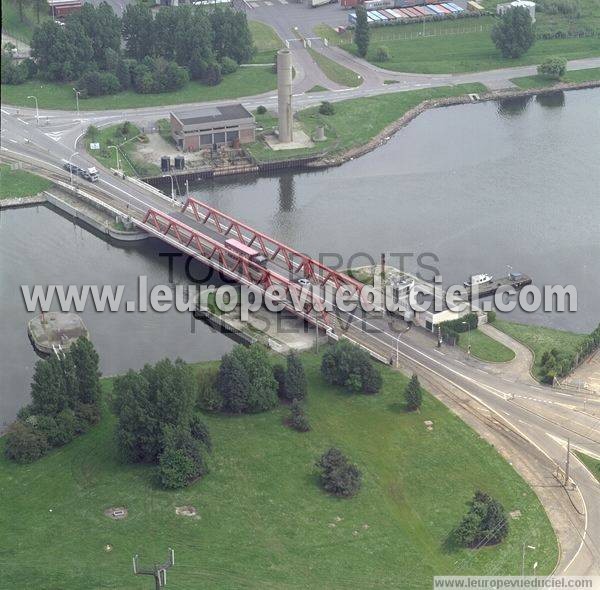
(1, 89, 599, 426)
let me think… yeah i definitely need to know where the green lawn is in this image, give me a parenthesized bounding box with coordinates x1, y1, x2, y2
(0, 163, 52, 200)
(307, 84, 329, 93)
(0, 67, 277, 110)
(321, 13, 600, 74)
(510, 67, 600, 89)
(85, 124, 161, 178)
(307, 47, 363, 88)
(575, 451, 600, 484)
(246, 83, 487, 162)
(249, 20, 283, 64)
(1, 0, 50, 43)
(0, 352, 558, 589)
(458, 329, 516, 363)
(493, 319, 588, 381)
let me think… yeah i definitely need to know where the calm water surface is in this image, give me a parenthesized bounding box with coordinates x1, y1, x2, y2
(1, 89, 599, 425)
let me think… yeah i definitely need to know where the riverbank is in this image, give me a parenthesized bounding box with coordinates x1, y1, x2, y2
(304, 80, 600, 170)
(0, 350, 558, 589)
(0, 163, 52, 202)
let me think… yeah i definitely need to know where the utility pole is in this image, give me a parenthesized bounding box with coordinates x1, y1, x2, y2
(565, 438, 571, 486)
(132, 548, 175, 590)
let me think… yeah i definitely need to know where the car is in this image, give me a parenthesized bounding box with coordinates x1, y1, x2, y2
(296, 278, 311, 287)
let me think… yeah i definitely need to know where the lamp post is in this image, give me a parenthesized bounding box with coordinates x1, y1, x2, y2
(27, 95, 39, 125)
(72, 88, 81, 121)
(169, 174, 175, 200)
(462, 320, 471, 355)
(68, 151, 79, 184)
(108, 145, 120, 173)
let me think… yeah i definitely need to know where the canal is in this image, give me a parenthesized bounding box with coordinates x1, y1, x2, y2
(1, 88, 599, 426)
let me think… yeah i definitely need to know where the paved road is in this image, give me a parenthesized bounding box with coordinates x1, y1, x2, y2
(2, 107, 600, 576)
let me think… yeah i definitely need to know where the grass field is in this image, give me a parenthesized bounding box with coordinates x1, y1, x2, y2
(510, 67, 600, 89)
(0, 67, 276, 110)
(575, 451, 600, 484)
(307, 47, 363, 88)
(249, 20, 283, 64)
(307, 84, 329, 92)
(0, 163, 52, 200)
(246, 82, 486, 162)
(458, 329, 516, 363)
(0, 352, 558, 589)
(493, 319, 588, 381)
(320, 8, 600, 75)
(1, 0, 50, 43)
(85, 125, 161, 178)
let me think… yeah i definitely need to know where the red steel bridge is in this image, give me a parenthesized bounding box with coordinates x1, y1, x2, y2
(141, 198, 367, 328)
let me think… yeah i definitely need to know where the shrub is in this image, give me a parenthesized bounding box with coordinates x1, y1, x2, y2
(220, 56, 238, 75)
(321, 340, 382, 395)
(375, 46, 390, 62)
(4, 421, 49, 464)
(256, 105, 267, 115)
(454, 490, 509, 547)
(189, 413, 212, 452)
(486, 310, 497, 324)
(538, 56, 567, 80)
(289, 399, 311, 432)
(158, 425, 209, 489)
(203, 62, 222, 86)
(404, 374, 423, 411)
(319, 101, 335, 116)
(316, 447, 362, 497)
(197, 366, 222, 411)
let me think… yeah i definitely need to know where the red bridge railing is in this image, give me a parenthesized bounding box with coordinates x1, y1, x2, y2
(181, 197, 365, 296)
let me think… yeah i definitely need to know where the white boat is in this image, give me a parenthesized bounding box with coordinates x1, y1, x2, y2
(464, 273, 493, 288)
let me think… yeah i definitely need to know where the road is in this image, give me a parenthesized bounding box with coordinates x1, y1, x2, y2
(2, 103, 600, 576)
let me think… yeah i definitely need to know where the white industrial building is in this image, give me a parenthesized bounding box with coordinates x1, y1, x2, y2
(496, 0, 536, 22)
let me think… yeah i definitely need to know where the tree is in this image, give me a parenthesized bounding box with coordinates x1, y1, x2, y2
(538, 56, 567, 80)
(321, 340, 382, 395)
(354, 6, 370, 58)
(241, 345, 278, 413)
(272, 364, 287, 399)
(220, 56, 238, 75)
(189, 413, 212, 452)
(203, 61, 222, 86)
(256, 105, 267, 115)
(289, 399, 310, 432)
(454, 490, 509, 547)
(30, 356, 68, 417)
(4, 421, 49, 464)
(158, 424, 209, 489)
(284, 352, 307, 401)
(122, 4, 154, 60)
(316, 447, 362, 497)
(217, 351, 250, 413)
(404, 374, 423, 411)
(491, 7, 535, 59)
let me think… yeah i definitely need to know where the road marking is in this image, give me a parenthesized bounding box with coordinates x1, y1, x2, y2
(17, 118, 29, 125)
(1, 108, 10, 115)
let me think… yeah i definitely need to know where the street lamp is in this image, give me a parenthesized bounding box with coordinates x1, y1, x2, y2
(72, 88, 81, 121)
(169, 174, 175, 200)
(108, 145, 120, 173)
(521, 544, 536, 577)
(462, 320, 471, 355)
(68, 151, 79, 184)
(26, 95, 39, 125)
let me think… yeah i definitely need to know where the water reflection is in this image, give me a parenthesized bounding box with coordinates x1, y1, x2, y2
(497, 95, 534, 117)
(536, 91, 565, 108)
(278, 173, 295, 212)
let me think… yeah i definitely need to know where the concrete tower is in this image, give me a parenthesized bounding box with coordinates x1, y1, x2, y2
(277, 49, 293, 143)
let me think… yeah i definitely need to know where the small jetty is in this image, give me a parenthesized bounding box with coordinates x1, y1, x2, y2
(464, 272, 532, 300)
(27, 312, 88, 356)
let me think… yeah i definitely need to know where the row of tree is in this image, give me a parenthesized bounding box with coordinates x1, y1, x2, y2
(7, 2, 254, 96)
(4, 337, 102, 463)
(113, 358, 212, 489)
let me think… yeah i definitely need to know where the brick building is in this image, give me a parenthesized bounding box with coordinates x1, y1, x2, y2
(47, 0, 83, 18)
(170, 104, 255, 152)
